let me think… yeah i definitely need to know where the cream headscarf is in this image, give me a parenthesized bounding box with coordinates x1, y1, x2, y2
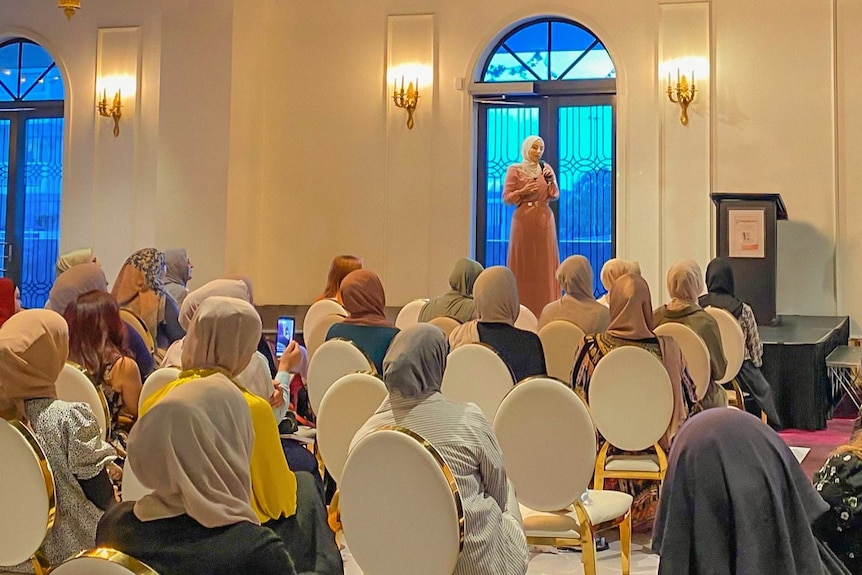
(606, 273, 655, 340)
(181, 297, 261, 376)
(448, 266, 520, 348)
(131, 377, 259, 527)
(557, 255, 594, 300)
(666, 259, 705, 312)
(178, 278, 251, 331)
(517, 135, 543, 179)
(0, 309, 69, 414)
(600, 258, 632, 292)
(55, 248, 94, 276)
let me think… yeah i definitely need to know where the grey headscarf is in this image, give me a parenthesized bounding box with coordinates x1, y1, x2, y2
(418, 258, 484, 324)
(382, 324, 448, 399)
(46, 262, 109, 314)
(164, 248, 192, 308)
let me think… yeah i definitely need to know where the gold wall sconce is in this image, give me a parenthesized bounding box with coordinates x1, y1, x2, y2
(667, 69, 696, 126)
(58, 0, 81, 20)
(97, 88, 122, 137)
(392, 76, 419, 129)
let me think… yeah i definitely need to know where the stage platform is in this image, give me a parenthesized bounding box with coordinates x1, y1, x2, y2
(759, 315, 850, 430)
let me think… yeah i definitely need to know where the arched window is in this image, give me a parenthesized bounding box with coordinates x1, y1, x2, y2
(0, 39, 65, 307)
(475, 18, 615, 297)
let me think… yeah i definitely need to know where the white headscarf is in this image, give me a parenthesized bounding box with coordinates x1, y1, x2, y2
(130, 377, 258, 527)
(600, 258, 631, 292)
(517, 136, 543, 179)
(666, 259, 705, 311)
(181, 296, 261, 377)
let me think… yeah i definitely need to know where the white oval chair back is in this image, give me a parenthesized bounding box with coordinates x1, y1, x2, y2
(120, 458, 152, 502)
(440, 343, 515, 421)
(427, 316, 461, 338)
(55, 362, 110, 441)
(305, 314, 346, 361)
(394, 299, 428, 331)
(307, 338, 376, 415)
(654, 322, 711, 401)
(316, 372, 388, 483)
(138, 367, 180, 410)
(49, 548, 158, 574)
(493, 377, 632, 571)
(341, 427, 464, 575)
(513, 304, 538, 333)
(705, 306, 746, 384)
(537, 320, 586, 384)
(0, 419, 55, 570)
(303, 298, 348, 342)
(589, 346, 674, 452)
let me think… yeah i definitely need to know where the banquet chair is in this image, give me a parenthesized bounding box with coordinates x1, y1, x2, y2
(589, 346, 674, 490)
(704, 306, 765, 421)
(55, 362, 110, 441)
(493, 377, 632, 575)
(440, 343, 515, 421)
(316, 372, 387, 483)
(538, 320, 586, 384)
(653, 322, 711, 401)
(427, 316, 461, 338)
(514, 304, 538, 333)
(305, 314, 345, 361)
(394, 298, 428, 331)
(138, 367, 180, 410)
(0, 418, 55, 575)
(303, 299, 348, 342)
(49, 548, 158, 574)
(307, 338, 376, 415)
(340, 427, 464, 575)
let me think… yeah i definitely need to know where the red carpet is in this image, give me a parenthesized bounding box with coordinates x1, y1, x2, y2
(779, 418, 855, 478)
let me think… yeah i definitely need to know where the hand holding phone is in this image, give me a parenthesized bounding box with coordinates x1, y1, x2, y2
(276, 316, 295, 358)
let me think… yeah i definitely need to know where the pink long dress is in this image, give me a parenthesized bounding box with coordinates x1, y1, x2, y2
(503, 165, 560, 316)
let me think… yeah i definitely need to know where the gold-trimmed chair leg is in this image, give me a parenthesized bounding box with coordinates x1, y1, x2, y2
(575, 502, 597, 575)
(619, 510, 632, 575)
(31, 552, 50, 575)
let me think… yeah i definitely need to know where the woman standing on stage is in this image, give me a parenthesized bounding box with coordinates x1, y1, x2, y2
(503, 135, 560, 317)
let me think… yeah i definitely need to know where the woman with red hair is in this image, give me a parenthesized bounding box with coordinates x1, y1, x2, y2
(65, 290, 143, 442)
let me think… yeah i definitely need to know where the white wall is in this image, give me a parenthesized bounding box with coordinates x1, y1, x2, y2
(2, 0, 860, 333)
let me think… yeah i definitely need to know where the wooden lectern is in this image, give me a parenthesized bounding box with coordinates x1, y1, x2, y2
(711, 193, 787, 326)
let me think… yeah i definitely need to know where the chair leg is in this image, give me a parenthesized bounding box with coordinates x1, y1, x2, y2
(761, 410, 768, 424)
(619, 511, 632, 575)
(579, 519, 597, 575)
(594, 442, 611, 490)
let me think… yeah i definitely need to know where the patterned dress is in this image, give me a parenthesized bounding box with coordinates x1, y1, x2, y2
(814, 452, 862, 574)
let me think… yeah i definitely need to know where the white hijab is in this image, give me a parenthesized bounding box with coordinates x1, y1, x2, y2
(517, 136, 543, 179)
(131, 377, 258, 527)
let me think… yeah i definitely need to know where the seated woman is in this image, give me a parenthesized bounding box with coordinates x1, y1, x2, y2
(449, 266, 545, 383)
(142, 297, 342, 575)
(326, 269, 399, 374)
(317, 255, 362, 304)
(698, 257, 782, 425)
(418, 257, 484, 324)
(163, 248, 193, 307)
(353, 324, 529, 575)
(65, 290, 143, 443)
(596, 258, 634, 307)
(55, 247, 97, 276)
(812, 432, 862, 574)
(96, 379, 297, 575)
(573, 273, 697, 444)
(0, 277, 22, 327)
(653, 259, 728, 409)
(538, 255, 610, 333)
(112, 248, 184, 351)
(654, 408, 851, 575)
(0, 310, 116, 573)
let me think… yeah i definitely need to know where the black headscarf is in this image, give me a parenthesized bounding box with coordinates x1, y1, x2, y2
(652, 408, 832, 575)
(698, 257, 744, 319)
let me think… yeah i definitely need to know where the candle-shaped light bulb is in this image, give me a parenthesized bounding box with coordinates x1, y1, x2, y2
(400, 76, 404, 93)
(677, 69, 680, 85)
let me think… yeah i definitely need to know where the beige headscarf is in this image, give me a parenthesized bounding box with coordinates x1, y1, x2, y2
(131, 377, 259, 527)
(55, 248, 94, 276)
(222, 274, 255, 304)
(178, 279, 251, 331)
(538, 255, 609, 333)
(666, 259, 705, 312)
(448, 266, 519, 348)
(557, 255, 594, 299)
(340, 269, 394, 328)
(0, 309, 69, 414)
(181, 296, 261, 376)
(606, 273, 655, 340)
(46, 262, 109, 315)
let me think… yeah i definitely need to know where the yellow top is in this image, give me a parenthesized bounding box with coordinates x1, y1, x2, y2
(140, 368, 297, 521)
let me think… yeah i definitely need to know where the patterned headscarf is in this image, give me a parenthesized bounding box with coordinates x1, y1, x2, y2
(125, 248, 167, 295)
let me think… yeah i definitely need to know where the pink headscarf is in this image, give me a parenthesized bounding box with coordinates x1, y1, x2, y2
(606, 273, 655, 340)
(340, 270, 394, 328)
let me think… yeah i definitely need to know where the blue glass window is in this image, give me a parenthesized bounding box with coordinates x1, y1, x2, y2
(0, 40, 64, 102)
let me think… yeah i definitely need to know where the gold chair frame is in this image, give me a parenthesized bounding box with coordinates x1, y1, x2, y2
(56, 547, 159, 574)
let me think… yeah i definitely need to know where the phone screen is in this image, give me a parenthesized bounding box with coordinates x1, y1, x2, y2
(276, 316, 295, 357)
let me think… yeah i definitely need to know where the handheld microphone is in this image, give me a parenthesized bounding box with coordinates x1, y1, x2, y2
(539, 160, 552, 183)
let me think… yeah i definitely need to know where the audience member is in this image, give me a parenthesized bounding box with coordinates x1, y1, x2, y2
(326, 269, 399, 374)
(55, 247, 97, 276)
(654, 408, 851, 575)
(0, 310, 116, 572)
(96, 379, 297, 575)
(0, 277, 21, 327)
(163, 248, 193, 307)
(317, 255, 362, 304)
(353, 324, 529, 575)
(538, 255, 610, 332)
(653, 259, 728, 409)
(418, 257, 483, 324)
(449, 266, 545, 382)
(698, 257, 781, 425)
(596, 257, 633, 306)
